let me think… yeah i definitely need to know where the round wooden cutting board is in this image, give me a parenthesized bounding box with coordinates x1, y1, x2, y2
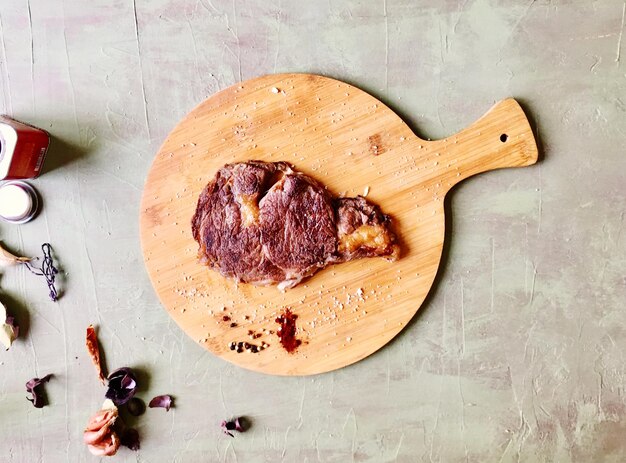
(140, 73, 538, 376)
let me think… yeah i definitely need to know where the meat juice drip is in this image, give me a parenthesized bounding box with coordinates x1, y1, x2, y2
(275, 308, 302, 353)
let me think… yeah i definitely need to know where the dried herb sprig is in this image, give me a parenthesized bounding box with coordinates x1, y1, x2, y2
(24, 243, 59, 302)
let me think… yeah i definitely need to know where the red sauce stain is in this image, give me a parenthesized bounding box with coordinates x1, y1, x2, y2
(275, 308, 302, 353)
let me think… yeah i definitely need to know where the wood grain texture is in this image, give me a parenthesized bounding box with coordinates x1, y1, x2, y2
(140, 74, 537, 376)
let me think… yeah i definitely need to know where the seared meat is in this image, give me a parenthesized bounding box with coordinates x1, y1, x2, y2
(192, 161, 398, 290)
(335, 197, 399, 262)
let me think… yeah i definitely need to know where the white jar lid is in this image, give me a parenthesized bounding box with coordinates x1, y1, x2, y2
(0, 181, 38, 223)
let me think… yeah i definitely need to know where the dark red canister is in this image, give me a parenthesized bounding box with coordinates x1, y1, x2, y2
(0, 116, 50, 180)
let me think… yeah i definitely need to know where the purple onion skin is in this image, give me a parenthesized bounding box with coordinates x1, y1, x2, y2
(105, 368, 137, 406)
(148, 395, 173, 411)
(26, 374, 53, 408)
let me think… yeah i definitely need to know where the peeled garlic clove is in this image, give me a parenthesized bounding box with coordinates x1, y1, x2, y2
(0, 243, 30, 267)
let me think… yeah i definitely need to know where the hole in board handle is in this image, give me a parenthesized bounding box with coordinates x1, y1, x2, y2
(500, 134, 508, 143)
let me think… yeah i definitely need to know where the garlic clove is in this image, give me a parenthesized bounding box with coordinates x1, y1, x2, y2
(0, 302, 19, 350)
(0, 242, 30, 267)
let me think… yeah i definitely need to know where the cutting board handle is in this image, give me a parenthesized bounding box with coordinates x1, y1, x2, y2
(435, 98, 538, 192)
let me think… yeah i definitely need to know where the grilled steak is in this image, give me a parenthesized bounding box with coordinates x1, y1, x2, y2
(192, 161, 399, 290)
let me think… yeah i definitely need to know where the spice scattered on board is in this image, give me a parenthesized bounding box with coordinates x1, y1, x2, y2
(228, 340, 268, 354)
(275, 308, 302, 353)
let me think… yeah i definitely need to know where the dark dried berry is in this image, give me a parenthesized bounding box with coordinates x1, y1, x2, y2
(126, 398, 146, 416)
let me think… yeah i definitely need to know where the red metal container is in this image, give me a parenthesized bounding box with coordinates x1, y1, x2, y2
(0, 116, 50, 180)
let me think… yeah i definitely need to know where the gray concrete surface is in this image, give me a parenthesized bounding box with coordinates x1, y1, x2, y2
(0, 0, 625, 461)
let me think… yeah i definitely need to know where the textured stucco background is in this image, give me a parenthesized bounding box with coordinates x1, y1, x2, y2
(1, 0, 625, 461)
